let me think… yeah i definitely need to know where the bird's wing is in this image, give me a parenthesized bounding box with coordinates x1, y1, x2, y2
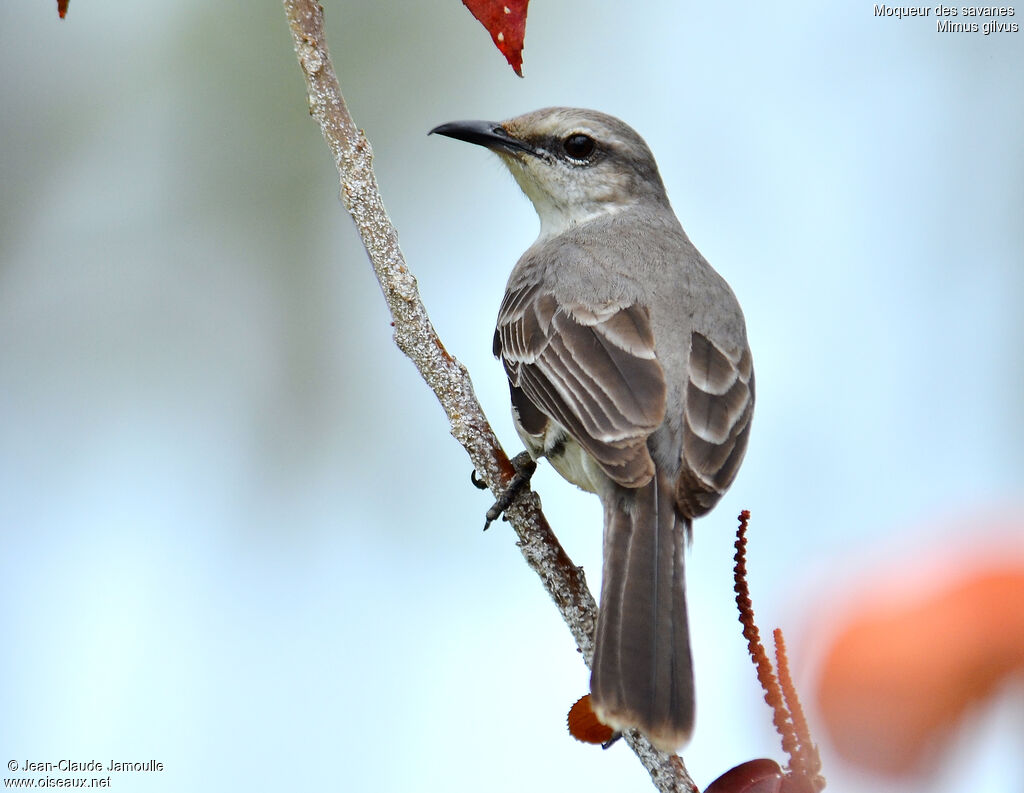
(676, 331, 754, 517)
(495, 281, 667, 488)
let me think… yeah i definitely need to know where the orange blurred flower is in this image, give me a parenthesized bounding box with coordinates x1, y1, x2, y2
(815, 564, 1024, 776)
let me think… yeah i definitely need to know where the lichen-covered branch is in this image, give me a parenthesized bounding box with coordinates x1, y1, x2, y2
(281, 2, 695, 789)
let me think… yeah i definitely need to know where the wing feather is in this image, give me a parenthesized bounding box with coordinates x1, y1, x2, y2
(677, 332, 754, 517)
(496, 284, 667, 489)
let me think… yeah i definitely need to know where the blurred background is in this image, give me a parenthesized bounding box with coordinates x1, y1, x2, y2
(1, 2, 1022, 791)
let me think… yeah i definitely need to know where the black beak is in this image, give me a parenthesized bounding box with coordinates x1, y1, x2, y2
(429, 120, 536, 156)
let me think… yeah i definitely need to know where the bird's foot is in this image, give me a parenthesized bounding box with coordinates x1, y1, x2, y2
(480, 451, 537, 530)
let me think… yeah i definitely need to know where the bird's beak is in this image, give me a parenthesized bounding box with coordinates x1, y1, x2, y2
(429, 120, 537, 157)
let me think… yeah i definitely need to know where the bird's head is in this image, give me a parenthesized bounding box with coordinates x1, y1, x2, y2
(431, 107, 669, 239)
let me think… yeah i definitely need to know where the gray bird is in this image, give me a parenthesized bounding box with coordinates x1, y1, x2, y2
(431, 108, 754, 752)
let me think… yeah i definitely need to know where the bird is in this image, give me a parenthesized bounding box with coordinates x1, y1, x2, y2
(430, 107, 754, 752)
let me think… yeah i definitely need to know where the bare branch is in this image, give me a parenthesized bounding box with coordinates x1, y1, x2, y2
(281, 3, 695, 789)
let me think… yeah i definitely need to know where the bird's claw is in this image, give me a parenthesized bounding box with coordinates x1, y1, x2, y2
(483, 451, 537, 530)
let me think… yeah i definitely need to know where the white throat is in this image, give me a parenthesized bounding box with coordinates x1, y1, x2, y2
(532, 195, 630, 241)
(504, 157, 633, 241)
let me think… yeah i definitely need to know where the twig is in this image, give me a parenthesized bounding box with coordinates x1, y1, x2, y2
(280, 2, 695, 790)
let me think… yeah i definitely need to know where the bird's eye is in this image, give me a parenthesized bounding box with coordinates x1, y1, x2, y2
(563, 133, 596, 160)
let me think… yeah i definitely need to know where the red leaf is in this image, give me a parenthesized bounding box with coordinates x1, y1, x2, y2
(461, 0, 529, 77)
(566, 694, 614, 745)
(705, 759, 785, 793)
(57, 0, 69, 18)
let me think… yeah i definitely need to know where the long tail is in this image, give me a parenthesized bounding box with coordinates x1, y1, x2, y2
(590, 469, 694, 752)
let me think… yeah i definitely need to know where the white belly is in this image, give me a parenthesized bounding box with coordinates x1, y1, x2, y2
(516, 418, 609, 496)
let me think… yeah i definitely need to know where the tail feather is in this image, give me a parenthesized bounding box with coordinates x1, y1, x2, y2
(590, 470, 694, 752)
